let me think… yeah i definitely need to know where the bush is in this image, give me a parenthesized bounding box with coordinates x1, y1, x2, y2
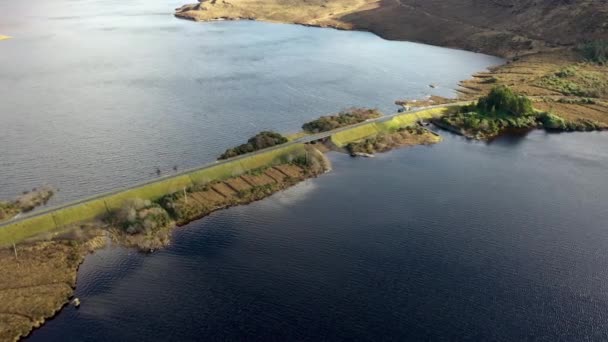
(555, 66, 578, 78)
(302, 108, 381, 133)
(538, 112, 567, 130)
(219, 131, 288, 160)
(111, 198, 171, 235)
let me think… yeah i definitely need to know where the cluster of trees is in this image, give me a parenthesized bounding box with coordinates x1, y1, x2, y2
(301, 108, 381, 133)
(475, 85, 534, 116)
(581, 40, 608, 65)
(219, 131, 288, 160)
(112, 198, 171, 236)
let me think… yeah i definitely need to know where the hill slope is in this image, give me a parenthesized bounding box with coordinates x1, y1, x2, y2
(176, 0, 608, 57)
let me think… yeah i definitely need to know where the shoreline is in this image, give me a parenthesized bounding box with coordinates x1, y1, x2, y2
(2, 7, 606, 338)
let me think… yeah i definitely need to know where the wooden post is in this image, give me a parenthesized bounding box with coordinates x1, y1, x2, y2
(12, 242, 18, 261)
(183, 187, 188, 205)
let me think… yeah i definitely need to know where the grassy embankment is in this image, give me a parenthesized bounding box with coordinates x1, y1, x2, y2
(345, 126, 441, 155)
(0, 106, 444, 249)
(0, 144, 309, 248)
(295, 107, 444, 155)
(330, 107, 447, 147)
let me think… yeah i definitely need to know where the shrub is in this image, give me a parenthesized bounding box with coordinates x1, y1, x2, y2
(219, 131, 288, 160)
(539, 112, 567, 130)
(111, 198, 171, 235)
(302, 108, 382, 133)
(555, 66, 578, 78)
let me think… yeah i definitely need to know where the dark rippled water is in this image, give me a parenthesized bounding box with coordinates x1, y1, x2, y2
(0, 0, 501, 205)
(30, 130, 608, 341)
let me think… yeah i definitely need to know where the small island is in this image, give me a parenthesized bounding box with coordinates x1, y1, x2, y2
(434, 85, 605, 140)
(0, 187, 55, 223)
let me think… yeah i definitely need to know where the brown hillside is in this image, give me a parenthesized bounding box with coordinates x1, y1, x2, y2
(176, 0, 608, 57)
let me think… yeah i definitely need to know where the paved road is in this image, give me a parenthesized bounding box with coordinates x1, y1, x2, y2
(1, 102, 467, 228)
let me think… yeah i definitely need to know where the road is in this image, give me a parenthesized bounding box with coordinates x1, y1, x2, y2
(0, 102, 467, 228)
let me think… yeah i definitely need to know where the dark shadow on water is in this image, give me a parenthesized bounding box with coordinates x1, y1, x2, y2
(487, 127, 536, 146)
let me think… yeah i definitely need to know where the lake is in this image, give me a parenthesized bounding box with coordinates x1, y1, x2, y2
(29, 130, 608, 341)
(2, 0, 608, 340)
(0, 0, 501, 205)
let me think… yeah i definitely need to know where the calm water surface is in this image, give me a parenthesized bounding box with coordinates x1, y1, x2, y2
(0, 0, 501, 204)
(3, 0, 608, 340)
(30, 131, 608, 341)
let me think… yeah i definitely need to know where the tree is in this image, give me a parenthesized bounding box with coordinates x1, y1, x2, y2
(477, 85, 533, 116)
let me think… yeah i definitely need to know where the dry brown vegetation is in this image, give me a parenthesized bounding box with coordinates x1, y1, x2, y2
(0, 235, 105, 342)
(346, 126, 441, 155)
(175, 0, 608, 58)
(175, 0, 370, 30)
(0, 187, 55, 223)
(160, 146, 330, 227)
(395, 95, 457, 109)
(459, 51, 608, 128)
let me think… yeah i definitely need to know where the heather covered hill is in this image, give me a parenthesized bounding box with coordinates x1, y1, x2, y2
(176, 0, 608, 57)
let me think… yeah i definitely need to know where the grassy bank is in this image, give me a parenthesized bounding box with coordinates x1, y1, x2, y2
(0, 235, 106, 342)
(0, 144, 309, 247)
(330, 107, 448, 147)
(345, 126, 441, 156)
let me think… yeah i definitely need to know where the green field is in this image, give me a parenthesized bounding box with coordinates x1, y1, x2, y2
(0, 144, 308, 247)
